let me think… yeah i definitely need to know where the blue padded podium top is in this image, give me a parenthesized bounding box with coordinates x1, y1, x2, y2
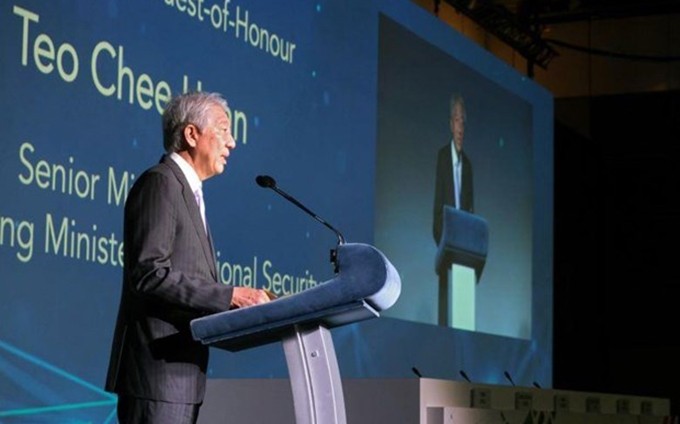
(435, 206, 489, 277)
(191, 243, 401, 351)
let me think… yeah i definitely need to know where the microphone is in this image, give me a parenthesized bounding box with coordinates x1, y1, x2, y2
(255, 175, 276, 188)
(459, 370, 472, 383)
(504, 370, 516, 387)
(411, 367, 423, 378)
(256, 175, 345, 245)
(256, 175, 346, 271)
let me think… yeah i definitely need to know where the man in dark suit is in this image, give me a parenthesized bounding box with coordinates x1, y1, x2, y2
(433, 93, 474, 243)
(432, 93, 474, 325)
(105, 91, 270, 423)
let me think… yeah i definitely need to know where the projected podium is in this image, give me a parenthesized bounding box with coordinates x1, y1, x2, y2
(191, 243, 401, 424)
(435, 206, 488, 329)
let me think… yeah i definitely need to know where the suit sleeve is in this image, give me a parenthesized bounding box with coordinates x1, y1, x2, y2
(433, 148, 445, 244)
(124, 171, 233, 315)
(463, 154, 474, 213)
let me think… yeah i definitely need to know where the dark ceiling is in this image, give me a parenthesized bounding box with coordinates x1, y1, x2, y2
(438, 0, 680, 69)
(490, 0, 680, 24)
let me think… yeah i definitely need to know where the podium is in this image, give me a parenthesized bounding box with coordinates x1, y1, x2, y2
(190, 243, 401, 424)
(435, 206, 488, 329)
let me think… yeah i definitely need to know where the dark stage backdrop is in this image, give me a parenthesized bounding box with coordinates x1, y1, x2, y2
(0, 1, 553, 421)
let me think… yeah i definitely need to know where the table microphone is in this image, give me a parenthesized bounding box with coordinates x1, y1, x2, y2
(504, 370, 517, 387)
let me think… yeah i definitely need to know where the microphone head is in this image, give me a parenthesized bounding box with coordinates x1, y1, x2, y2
(255, 175, 276, 188)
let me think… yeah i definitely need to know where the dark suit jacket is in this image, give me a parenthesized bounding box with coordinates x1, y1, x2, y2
(105, 155, 233, 404)
(433, 144, 474, 244)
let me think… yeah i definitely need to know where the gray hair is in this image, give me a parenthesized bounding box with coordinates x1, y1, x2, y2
(162, 91, 229, 153)
(449, 93, 466, 122)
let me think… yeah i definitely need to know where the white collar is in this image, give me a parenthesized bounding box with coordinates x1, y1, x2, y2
(169, 152, 202, 194)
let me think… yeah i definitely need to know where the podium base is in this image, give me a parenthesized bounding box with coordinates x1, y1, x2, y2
(439, 264, 476, 329)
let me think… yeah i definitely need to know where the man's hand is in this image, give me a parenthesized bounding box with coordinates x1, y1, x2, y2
(230, 287, 271, 309)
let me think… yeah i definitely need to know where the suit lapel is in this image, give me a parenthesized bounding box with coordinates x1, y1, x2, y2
(206, 225, 218, 273)
(161, 156, 218, 281)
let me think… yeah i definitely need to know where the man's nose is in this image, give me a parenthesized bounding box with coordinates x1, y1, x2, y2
(226, 135, 236, 149)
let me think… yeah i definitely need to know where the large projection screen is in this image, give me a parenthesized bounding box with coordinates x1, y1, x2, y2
(1, 1, 552, 421)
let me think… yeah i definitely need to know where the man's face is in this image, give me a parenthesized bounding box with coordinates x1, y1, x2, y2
(450, 103, 465, 152)
(192, 104, 235, 180)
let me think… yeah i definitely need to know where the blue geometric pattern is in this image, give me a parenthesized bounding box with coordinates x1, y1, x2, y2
(0, 340, 117, 423)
